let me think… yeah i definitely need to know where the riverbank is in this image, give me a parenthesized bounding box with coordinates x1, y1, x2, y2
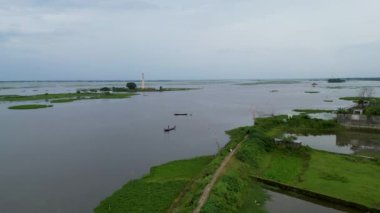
(94, 156, 213, 213)
(205, 115, 380, 211)
(94, 115, 380, 212)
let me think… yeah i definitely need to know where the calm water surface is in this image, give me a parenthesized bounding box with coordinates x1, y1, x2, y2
(0, 80, 379, 212)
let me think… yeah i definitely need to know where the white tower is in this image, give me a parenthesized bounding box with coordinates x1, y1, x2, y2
(141, 73, 145, 89)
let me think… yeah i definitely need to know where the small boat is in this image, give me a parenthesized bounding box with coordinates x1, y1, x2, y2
(164, 125, 176, 132)
(174, 113, 188, 116)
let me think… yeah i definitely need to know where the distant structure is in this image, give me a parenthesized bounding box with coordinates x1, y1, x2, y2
(141, 73, 145, 89)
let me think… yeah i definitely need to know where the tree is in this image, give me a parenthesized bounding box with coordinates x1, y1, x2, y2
(359, 87, 374, 100)
(126, 82, 137, 90)
(358, 87, 375, 108)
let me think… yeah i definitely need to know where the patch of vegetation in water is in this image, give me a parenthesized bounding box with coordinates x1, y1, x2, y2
(50, 98, 78, 103)
(293, 109, 335, 114)
(324, 99, 334, 102)
(94, 156, 213, 213)
(237, 80, 300, 86)
(304, 91, 320, 94)
(8, 104, 53, 110)
(0, 92, 135, 102)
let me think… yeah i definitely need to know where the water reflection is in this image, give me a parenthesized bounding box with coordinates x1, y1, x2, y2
(1, 80, 379, 212)
(265, 190, 359, 213)
(297, 131, 380, 154)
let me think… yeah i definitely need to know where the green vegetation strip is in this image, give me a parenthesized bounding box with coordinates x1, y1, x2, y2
(238, 80, 300, 86)
(94, 156, 212, 213)
(0, 92, 135, 103)
(229, 115, 380, 210)
(304, 91, 320, 93)
(8, 104, 53, 110)
(94, 115, 380, 212)
(340, 97, 380, 102)
(50, 98, 77, 103)
(293, 109, 335, 114)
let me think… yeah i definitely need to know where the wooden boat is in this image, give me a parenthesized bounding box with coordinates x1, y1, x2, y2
(164, 125, 176, 132)
(174, 113, 188, 116)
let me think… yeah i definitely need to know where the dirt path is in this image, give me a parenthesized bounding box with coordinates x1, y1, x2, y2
(193, 136, 247, 213)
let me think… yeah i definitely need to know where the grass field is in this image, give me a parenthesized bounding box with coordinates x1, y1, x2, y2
(204, 115, 380, 211)
(94, 156, 212, 213)
(202, 157, 268, 213)
(8, 104, 53, 110)
(252, 148, 380, 208)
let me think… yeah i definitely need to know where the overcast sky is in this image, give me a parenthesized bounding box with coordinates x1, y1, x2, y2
(1, 0, 380, 80)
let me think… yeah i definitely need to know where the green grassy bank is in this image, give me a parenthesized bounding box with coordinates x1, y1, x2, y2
(205, 115, 380, 211)
(94, 115, 380, 212)
(94, 156, 212, 213)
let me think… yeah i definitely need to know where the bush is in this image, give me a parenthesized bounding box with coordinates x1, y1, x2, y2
(112, 87, 129, 92)
(99, 87, 111, 92)
(126, 82, 137, 90)
(365, 106, 380, 116)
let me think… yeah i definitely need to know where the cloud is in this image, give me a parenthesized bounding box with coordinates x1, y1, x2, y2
(1, 0, 380, 80)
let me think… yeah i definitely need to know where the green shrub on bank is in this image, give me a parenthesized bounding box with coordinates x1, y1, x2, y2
(365, 106, 380, 116)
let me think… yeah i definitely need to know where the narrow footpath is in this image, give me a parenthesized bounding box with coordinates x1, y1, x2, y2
(193, 135, 247, 213)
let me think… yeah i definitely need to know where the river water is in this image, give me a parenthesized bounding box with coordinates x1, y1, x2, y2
(0, 80, 379, 212)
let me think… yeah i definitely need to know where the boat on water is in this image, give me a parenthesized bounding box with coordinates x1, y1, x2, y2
(164, 125, 176, 132)
(174, 113, 188, 116)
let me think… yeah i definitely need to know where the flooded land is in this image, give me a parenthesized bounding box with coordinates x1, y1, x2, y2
(1, 80, 380, 212)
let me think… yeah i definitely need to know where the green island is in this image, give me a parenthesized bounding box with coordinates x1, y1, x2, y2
(238, 80, 300, 86)
(95, 114, 380, 212)
(293, 109, 335, 114)
(0, 86, 195, 108)
(8, 104, 53, 110)
(0, 92, 135, 103)
(304, 91, 320, 94)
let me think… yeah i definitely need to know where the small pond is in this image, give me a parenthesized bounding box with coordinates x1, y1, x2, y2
(265, 190, 360, 213)
(295, 131, 380, 154)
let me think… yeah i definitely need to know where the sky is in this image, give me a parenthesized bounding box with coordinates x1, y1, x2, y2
(1, 0, 380, 80)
